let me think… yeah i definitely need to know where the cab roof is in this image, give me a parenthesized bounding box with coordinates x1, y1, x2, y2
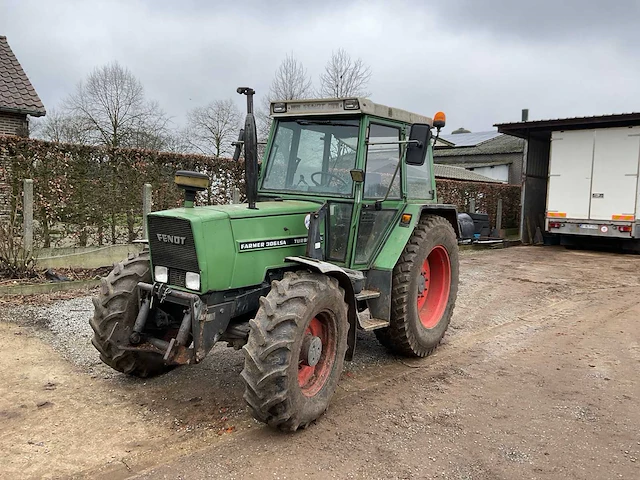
(270, 97, 433, 126)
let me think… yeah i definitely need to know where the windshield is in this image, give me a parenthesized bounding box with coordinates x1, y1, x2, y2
(261, 118, 360, 196)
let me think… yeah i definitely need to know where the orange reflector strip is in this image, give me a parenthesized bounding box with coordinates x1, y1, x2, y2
(612, 214, 635, 221)
(547, 212, 567, 218)
(401, 214, 412, 224)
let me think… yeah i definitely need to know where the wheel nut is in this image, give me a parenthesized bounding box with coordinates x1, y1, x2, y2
(301, 335, 323, 367)
(129, 331, 141, 345)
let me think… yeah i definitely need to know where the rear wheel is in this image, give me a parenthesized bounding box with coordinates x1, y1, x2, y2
(375, 214, 459, 357)
(241, 271, 348, 431)
(90, 252, 173, 377)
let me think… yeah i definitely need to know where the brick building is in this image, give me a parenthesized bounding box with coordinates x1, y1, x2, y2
(0, 35, 46, 219)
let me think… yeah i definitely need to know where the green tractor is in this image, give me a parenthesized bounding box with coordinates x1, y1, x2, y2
(91, 87, 460, 431)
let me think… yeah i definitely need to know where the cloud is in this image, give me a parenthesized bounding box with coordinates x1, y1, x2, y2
(428, 0, 640, 49)
(2, 0, 639, 133)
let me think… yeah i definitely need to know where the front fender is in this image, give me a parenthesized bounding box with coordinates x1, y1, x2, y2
(285, 256, 358, 361)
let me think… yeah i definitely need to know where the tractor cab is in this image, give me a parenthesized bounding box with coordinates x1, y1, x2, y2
(258, 97, 444, 268)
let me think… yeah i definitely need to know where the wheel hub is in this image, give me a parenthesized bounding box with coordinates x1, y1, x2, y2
(418, 273, 427, 295)
(301, 335, 323, 367)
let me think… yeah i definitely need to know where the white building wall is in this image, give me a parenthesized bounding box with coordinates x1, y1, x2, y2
(467, 164, 509, 183)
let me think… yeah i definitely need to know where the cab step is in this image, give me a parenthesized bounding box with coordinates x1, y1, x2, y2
(357, 311, 389, 331)
(355, 289, 381, 301)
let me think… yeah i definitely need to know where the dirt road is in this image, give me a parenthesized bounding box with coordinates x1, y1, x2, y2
(2, 246, 640, 479)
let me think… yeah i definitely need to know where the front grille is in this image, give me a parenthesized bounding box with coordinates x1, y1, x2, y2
(148, 216, 199, 277)
(169, 268, 187, 288)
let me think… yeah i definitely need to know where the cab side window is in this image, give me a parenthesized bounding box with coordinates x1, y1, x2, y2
(364, 124, 401, 199)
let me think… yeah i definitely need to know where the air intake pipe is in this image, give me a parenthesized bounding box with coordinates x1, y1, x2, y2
(237, 87, 258, 210)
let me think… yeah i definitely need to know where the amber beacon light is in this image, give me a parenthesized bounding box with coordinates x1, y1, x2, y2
(433, 111, 446, 129)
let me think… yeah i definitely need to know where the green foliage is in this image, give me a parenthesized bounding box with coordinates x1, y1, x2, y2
(0, 136, 244, 248)
(436, 179, 521, 229)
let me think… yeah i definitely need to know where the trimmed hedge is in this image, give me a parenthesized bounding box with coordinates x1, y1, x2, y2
(1, 137, 244, 247)
(437, 178, 521, 229)
(0, 136, 520, 247)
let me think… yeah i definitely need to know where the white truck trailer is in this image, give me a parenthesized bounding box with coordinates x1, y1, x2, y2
(546, 126, 640, 241)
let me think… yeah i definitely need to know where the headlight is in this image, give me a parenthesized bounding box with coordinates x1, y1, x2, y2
(185, 272, 200, 291)
(154, 266, 168, 283)
(272, 102, 286, 113)
(343, 98, 359, 110)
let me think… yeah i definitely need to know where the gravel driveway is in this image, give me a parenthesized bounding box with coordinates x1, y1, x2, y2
(2, 245, 640, 480)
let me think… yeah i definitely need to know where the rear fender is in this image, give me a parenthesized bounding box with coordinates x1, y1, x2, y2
(371, 204, 459, 272)
(420, 204, 460, 237)
(285, 256, 358, 361)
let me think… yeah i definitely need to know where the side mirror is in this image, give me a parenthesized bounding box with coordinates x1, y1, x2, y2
(405, 123, 432, 166)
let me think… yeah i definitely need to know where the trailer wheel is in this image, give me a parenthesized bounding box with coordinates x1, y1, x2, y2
(90, 252, 173, 378)
(241, 271, 348, 431)
(375, 214, 459, 357)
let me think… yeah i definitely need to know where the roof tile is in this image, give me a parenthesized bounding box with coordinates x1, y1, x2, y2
(434, 133, 524, 157)
(0, 35, 46, 116)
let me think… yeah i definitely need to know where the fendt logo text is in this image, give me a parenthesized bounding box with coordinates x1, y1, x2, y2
(156, 234, 186, 245)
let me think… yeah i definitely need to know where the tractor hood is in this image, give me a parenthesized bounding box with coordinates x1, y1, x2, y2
(149, 200, 320, 222)
(147, 200, 321, 292)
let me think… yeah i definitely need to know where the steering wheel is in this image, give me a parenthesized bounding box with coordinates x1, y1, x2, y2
(310, 171, 348, 188)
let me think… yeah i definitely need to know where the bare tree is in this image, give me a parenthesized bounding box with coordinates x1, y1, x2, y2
(269, 53, 314, 101)
(319, 48, 372, 98)
(255, 106, 272, 141)
(161, 132, 192, 154)
(30, 109, 93, 144)
(258, 53, 314, 139)
(65, 62, 169, 149)
(185, 99, 241, 157)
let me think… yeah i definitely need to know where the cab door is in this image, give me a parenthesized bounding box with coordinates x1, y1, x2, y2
(350, 120, 404, 268)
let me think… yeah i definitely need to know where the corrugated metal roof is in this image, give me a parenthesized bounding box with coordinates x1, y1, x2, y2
(496, 112, 640, 127)
(433, 164, 504, 183)
(496, 112, 640, 139)
(440, 131, 501, 147)
(0, 36, 46, 116)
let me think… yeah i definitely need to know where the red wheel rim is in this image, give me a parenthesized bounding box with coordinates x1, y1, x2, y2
(298, 314, 336, 397)
(416, 245, 451, 329)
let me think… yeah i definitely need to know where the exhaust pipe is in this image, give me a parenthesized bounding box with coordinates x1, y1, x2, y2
(237, 87, 258, 210)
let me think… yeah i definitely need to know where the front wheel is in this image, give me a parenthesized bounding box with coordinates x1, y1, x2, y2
(90, 252, 174, 377)
(375, 214, 459, 357)
(241, 271, 348, 431)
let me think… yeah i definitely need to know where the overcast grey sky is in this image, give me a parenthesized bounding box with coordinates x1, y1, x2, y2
(2, 0, 640, 133)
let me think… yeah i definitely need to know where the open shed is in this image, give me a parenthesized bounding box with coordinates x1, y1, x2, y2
(495, 113, 640, 243)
